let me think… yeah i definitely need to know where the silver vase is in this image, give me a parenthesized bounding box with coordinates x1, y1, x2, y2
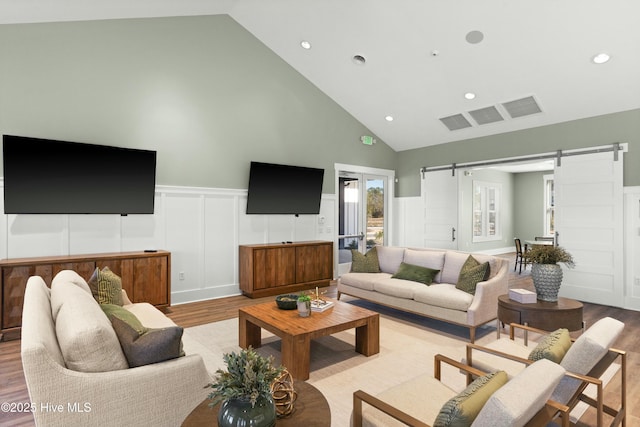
(531, 263, 563, 302)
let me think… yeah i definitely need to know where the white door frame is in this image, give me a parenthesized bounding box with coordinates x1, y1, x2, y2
(334, 163, 395, 276)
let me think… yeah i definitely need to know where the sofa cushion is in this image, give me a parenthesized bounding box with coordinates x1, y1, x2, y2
(474, 359, 565, 427)
(350, 247, 381, 273)
(51, 281, 129, 372)
(376, 246, 406, 274)
(111, 315, 184, 368)
(553, 316, 624, 404)
(101, 303, 147, 335)
(52, 270, 91, 294)
(455, 256, 490, 294)
(88, 266, 124, 306)
(440, 251, 470, 284)
(391, 262, 439, 285)
(374, 278, 427, 299)
(413, 284, 474, 311)
(434, 370, 507, 427)
(339, 272, 392, 291)
(403, 249, 446, 282)
(528, 328, 572, 363)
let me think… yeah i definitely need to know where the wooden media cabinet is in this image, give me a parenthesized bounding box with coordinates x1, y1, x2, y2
(0, 250, 171, 341)
(239, 241, 333, 298)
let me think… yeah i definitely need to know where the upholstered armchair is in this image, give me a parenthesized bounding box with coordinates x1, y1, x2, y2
(465, 317, 626, 427)
(352, 354, 570, 427)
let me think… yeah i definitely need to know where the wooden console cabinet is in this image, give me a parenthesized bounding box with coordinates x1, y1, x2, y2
(0, 250, 171, 341)
(239, 241, 333, 298)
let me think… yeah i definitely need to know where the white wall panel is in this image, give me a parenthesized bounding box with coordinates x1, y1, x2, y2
(204, 195, 237, 287)
(68, 215, 121, 254)
(163, 193, 202, 299)
(0, 184, 335, 304)
(7, 214, 68, 257)
(393, 196, 424, 248)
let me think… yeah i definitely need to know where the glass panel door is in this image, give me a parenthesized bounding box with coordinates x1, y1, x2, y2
(365, 176, 385, 250)
(337, 172, 387, 272)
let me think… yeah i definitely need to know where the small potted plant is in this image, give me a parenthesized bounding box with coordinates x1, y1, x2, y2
(526, 245, 575, 302)
(297, 294, 312, 317)
(206, 347, 283, 427)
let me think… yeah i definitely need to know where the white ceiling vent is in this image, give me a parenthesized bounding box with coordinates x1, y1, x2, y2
(439, 114, 472, 131)
(502, 96, 542, 118)
(468, 106, 504, 125)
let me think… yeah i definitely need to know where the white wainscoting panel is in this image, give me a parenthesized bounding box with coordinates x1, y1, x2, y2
(393, 196, 424, 248)
(0, 182, 335, 305)
(6, 214, 69, 258)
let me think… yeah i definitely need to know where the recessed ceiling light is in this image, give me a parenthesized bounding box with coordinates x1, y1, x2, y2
(385, 115, 394, 122)
(465, 30, 484, 44)
(464, 92, 476, 100)
(352, 54, 366, 65)
(592, 53, 610, 64)
(300, 40, 312, 50)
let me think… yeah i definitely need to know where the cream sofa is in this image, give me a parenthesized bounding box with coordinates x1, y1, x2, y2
(337, 247, 509, 342)
(21, 271, 211, 427)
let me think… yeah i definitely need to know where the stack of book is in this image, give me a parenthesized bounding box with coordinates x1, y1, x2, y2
(310, 299, 334, 312)
(509, 288, 537, 304)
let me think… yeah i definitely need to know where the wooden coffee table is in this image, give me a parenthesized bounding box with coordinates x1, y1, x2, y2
(239, 299, 379, 380)
(182, 381, 330, 426)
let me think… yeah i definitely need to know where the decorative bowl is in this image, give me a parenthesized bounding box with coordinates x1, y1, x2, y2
(275, 294, 299, 310)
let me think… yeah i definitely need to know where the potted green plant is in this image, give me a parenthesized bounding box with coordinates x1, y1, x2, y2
(526, 245, 575, 302)
(297, 294, 312, 317)
(206, 347, 283, 427)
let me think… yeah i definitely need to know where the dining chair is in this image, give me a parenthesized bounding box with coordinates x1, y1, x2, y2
(514, 238, 528, 274)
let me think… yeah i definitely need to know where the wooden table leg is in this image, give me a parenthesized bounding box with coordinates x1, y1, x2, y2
(239, 312, 262, 349)
(281, 334, 311, 380)
(355, 314, 380, 356)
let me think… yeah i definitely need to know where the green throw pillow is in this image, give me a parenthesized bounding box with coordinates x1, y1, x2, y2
(88, 266, 124, 306)
(528, 328, 572, 363)
(391, 262, 440, 285)
(434, 371, 508, 427)
(350, 247, 381, 273)
(110, 315, 184, 368)
(100, 304, 147, 335)
(455, 256, 490, 295)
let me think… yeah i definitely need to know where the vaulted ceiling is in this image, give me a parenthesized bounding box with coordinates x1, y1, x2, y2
(2, 0, 639, 152)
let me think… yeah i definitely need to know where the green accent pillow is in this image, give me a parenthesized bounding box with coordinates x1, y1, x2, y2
(528, 328, 572, 363)
(455, 256, 490, 295)
(391, 262, 440, 285)
(434, 371, 508, 427)
(88, 266, 124, 306)
(110, 315, 184, 368)
(100, 304, 147, 335)
(350, 247, 381, 273)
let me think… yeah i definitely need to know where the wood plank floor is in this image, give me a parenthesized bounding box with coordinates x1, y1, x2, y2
(1, 253, 637, 426)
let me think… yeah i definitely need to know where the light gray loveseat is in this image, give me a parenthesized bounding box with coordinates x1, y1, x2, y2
(337, 246, 509, 342)
(21, 270, 211, 427)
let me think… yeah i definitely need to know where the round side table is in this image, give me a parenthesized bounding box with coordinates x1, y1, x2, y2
(497, 294, 584, 344)
(182, 381, 331, 426)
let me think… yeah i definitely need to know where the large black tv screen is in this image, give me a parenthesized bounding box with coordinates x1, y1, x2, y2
(3, 135, 157, 214)
(246, 161, 324, 215)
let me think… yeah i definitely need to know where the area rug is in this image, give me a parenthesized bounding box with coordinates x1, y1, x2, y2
(181, 301, 617, 426)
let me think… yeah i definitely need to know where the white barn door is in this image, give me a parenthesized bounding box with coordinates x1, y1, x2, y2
(555, 150, 624, 307)
(422, 170, 458, 249)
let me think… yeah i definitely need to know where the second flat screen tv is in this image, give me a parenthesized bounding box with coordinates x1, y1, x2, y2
(246, 161, 324, 215)
(3, 135, 157, 215)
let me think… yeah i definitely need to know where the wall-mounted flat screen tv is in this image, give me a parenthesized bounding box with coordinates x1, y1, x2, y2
(2, 135, 157, 214)
(246, 161, 324, 215)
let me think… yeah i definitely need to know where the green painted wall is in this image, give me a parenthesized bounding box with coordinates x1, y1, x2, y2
(397, 108, 640, 197)
(0, 15, 397, 194)
(513, 171, 547, 242)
